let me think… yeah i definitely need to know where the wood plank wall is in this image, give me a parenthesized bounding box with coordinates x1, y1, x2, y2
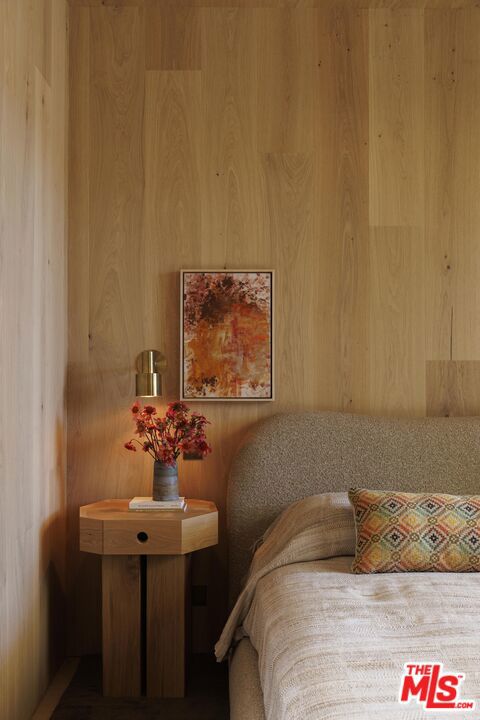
(68, 0, 480, 654)
(0, 2, 68, 718)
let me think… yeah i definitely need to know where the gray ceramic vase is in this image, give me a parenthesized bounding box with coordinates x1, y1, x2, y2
(153, 461, 179, 501)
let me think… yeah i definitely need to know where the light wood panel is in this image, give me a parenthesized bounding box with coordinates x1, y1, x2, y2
(441, 10, 480, 360)
(145, 4, 202, 70)
(0, 2, 68, 719)
(147, 555, 189, 697)
(261, 153, 316, 408)
(369, 8, 424, 227)
(144, 70, 202, 396)
(369, 228, 425, 415)
(424, 9, 456, 361)
(201, 8, 261, 260)
(66, 2, 102, 660)
(425, 8, 480, 361)
(102, 555, 141, 696)
(68, 2, 480, 655)
(315, 7, 370, 410)
(67, 2, 147, 654)
(69, 0, 480, 8)
(257, 9, 317, 153)
(427, 362, 480, 416)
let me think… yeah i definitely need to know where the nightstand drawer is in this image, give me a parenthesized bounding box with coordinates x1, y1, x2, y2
(102, 514, 218, 554)
(103, 519, 185, 554)
(80, 500, 218, 555)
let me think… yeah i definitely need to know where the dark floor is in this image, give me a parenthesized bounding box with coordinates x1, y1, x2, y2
(51, 655, 229, 720)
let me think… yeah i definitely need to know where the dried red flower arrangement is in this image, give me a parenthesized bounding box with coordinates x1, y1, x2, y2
(124, 401, 212, 466)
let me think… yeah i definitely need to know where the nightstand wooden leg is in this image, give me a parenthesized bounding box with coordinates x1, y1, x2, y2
(102, 555, 141, 697)
(146, 554, 190, 697)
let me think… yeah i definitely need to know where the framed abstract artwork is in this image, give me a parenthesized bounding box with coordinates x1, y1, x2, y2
(180, 270, 274, 401)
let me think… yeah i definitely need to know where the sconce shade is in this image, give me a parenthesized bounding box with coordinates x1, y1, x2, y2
(135, 350, 167, 398)
(135, 372, 162, 398)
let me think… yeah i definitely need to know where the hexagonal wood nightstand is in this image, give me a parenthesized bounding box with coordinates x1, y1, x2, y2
(79, 499, 218, 698)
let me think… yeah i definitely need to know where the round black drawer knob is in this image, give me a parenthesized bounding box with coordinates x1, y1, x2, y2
(137, 531, 149, 543)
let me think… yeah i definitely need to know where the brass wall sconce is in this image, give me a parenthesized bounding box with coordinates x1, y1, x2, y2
(135, 350, 167, 398)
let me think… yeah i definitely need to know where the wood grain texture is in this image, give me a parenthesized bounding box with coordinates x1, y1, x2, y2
(257, 9, 317, 153)
(315, 7, 370, 411)
(424, 8, 457, 361)
(201, 8, 261, 259)
(369, 8, 424, 227)
(66, 2, 102, 661)
(449, 9, 480, 360)
(147, 555, 189, 697)
(369, 228, 425, 416)
(0, 2, 68, 719)
(145, 5, 202, 70)
(425, 9, 480, 361)
(102, 555, 141, 696)
(69, 0, 480, 8)
(34, 0, 53, 84)
(427, 361, 480, 416)
(144, 70, 202, 397)
(68, 3, 90, 370)
(68, 2, 480, 657)
(67, 2, 147, 655)
(261, 153, 315, 409)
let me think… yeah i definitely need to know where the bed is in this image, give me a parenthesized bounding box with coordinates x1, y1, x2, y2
(221, 412, 480, 720)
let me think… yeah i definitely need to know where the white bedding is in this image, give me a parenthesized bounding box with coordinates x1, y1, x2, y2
(217, 493, 480, 720)
(244, 557, 480, 719)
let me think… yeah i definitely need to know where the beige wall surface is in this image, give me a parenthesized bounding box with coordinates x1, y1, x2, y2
(68, 0, 480, 653)
(0, 1, 68, 718)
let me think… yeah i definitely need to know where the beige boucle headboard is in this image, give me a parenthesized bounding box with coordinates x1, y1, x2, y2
(227, 411, 480, 604)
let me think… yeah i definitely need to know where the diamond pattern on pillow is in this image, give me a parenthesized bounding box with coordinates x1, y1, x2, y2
(349, 488, 480, 573)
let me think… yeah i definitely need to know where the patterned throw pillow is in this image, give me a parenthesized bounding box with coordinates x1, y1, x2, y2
(349, 488, 480, 573)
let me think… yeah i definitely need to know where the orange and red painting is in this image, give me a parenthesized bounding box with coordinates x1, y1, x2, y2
(181, 271, 274, 400)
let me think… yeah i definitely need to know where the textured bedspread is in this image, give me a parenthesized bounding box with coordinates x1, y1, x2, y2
(244, 557, 480, 719)
(217, 493, 480, 720)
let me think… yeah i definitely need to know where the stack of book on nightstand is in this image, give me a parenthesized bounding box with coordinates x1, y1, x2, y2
(128, 497, 186, 511)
